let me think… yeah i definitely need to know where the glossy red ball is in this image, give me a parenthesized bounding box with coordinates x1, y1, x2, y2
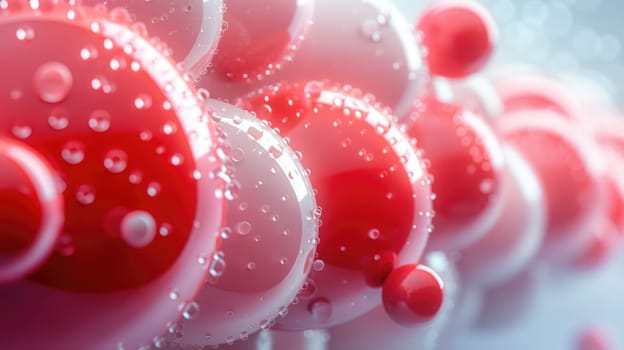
(240, 81, 433, 329)
(382, 264, 444, 326)
(416, 0, 498, 78)
(0, 4, 225, 349)
(405, 96, 505, 251)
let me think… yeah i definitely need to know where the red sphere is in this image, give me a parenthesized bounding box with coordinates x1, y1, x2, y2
(491, 68, 585, 119)
(405, 96, 506, 250)
(382, 264, 444, 326)
(0, 4, 225, 349)
(416, 0, 498, 79)
(499, 112, 606, 264)
(241, 81, 433, 329)
(175, 100, 318, 346)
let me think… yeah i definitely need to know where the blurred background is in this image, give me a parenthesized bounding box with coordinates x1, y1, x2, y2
(392, 1, 624, 349)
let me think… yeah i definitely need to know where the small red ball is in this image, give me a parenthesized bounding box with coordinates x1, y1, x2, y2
(382, 264, 444, 326)
(416, 0, 498, 79)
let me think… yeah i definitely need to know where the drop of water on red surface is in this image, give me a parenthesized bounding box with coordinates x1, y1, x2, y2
(120, 210, 157, 248)
(33, 62, 73, 103)
(309, 298, 332, 322)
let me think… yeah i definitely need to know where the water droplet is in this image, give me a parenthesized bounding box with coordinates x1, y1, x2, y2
(134, 94, 152, 110)
(120, 210, 156, 248)
(304, 81, 323, 99)
(104, 149, 128, 173)
(16, 26, 35, 41)
(340, 138, 352, 148)
(162, 122, 177, 135)
(231, 147, 245, 162)
(147, 182, 161, 197)
(12, 125, 32, 139)
(259, 320, 270, 329)
(220, 179, 239, 200)
(166, 321, 182, 338)
(76, 185, 95, 205)
(480, 179, 493, 193)
(278, 306, 288, 317)
(197, 254, 208, 267)
(109, 57, 127, 71)
(170, 153, 184, 166)
(247, 261, 256, 270)
(88, 110, 111, 132)
(220, 227, 232, 239)
(182, 301, 200, 320)
(159, 223, 172, 236)
(360, 19, 382, 42)
(169, 288, 180, 301)
(247, 125, 263, 140)
(368, 228, 381, 240)
(61, 141, 85, 165)
(308, 299, 332, 322)
(129, 171, 143, 184)
(34, 62, 73, 103)
(139, 131, 152, 142)
(300, 279, 317, 298)
(208, 251, 226, 281)
(312, 259, 325, 272)
(197, 88, 210, 101)
(236, 221, 252, 235)
(268, 144, 284, 159)
(80, 46, 98, 61)
(152, 336, 165, 348)
(48, 110, 69, 130)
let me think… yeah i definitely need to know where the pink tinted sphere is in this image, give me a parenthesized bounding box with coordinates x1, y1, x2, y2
(457, 145, 545, 288)
(210, 0, 314, 81)
(82, 0, 224, 79)
(416, 0, 498, 79)
(405, 96, 506, 251)
(0, 5, 225, 349)
(174, 100, 318, 346)
(241, 81, 433, 330)
(498, 112, 606, 264)
(201, 0, 426, 121)
(491, 68, 585, 119)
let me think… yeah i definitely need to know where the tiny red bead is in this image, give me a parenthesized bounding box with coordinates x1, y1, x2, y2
(382, 264, 444, 326)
